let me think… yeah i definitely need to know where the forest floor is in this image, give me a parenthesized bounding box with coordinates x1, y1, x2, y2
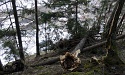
(7, 39, 125, 75)
(9, 51, 125, 75)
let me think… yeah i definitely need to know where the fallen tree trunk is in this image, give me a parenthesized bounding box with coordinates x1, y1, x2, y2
(72, 37, 87, 53)
(82, 41, 106, 52)
(31, 57, 60, 67)
(31, 34, 125, 67)
(31, 36, 87, 67)
(82, 34, 125, 52)
(33, 34, 87, 67)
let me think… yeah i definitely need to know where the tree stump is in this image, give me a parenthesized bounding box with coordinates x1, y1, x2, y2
(60, 49, 81, 71)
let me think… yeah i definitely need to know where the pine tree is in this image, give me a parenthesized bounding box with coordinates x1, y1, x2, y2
(43, 0, 89, 39)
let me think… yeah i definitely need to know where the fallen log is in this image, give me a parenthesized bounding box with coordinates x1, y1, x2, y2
(82, 33, 125, 52)
(31, 36, 87, 67)
(31, 34, 125, 67)
(72, 37, 87, 53)
(30, 56, 60, 67)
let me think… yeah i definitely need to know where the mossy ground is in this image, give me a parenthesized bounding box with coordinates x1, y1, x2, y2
(9, 53, 125, 75)
(7, 40, 125, 75)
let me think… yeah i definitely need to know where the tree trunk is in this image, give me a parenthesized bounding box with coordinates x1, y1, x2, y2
(35, 0, 40, 57)
(104, 0, 125, 66)
(117, 13, 125, 32)
(104, 0, 119, 39)
(11, 0, 25, 61)
(0, 59, 3, 71)
(0, 60, 3, 75)
(75, 0, 78, 35)
(71, 37, 87, 53)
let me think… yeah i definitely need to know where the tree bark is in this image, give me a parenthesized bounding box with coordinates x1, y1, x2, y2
(104, 0, 119, 38)
(31, 33, 125, 67)
(72, 37, 87, 53)
(106, 0, 125, 48)
(11, 0, 25, 61)
(104, 0, 125, 66)
(117, 13, 125, 32)
(0, 59, 3, 71)
(31, 56, 60, 67)
(35, 0, 40, 57)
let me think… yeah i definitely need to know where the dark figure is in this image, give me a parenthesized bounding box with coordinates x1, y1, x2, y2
(12, 60, 24, 72)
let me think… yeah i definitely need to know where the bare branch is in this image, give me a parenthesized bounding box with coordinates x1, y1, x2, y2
(0, 1, 11, 7)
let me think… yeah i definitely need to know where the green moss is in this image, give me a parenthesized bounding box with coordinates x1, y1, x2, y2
(39, 72, 51, 75)
(84, 70, 94, 75)
(84, 67, 105, 75)
(83, 60, 107, 75)
(82, 59, 94, 69)
(104, 50, 124, 66)
(84, 63, 93, 69)
(63, 72, 83, 75)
